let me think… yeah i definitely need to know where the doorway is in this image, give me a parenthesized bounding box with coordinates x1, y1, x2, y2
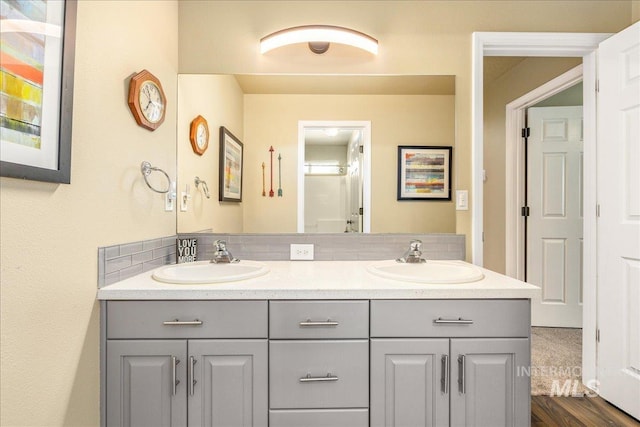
(297, 121, 371, 233)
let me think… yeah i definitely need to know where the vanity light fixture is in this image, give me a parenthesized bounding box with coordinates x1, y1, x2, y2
(260, 25, 378, 55)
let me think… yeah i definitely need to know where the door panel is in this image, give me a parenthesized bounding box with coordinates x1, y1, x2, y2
(188, 340, 268, 427)
(597, 21, 640, 420)
(370, 339, 449, 427)
(528, 105, 584, 327)
(450, 338, 529, 427)
(107, 340, 187, 427)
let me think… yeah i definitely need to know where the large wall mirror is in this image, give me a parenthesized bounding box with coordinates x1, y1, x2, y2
(176, 74, 456, 234)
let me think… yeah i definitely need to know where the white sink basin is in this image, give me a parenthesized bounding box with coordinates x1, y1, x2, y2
(367, 260, 484, 284)
(152, 260, 269, 284)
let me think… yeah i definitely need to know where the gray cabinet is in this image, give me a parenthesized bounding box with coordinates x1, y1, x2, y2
(105, 301, 268, 427)
(370, 300, 531, 427)
(370, 339, 449, 427)
(106, 340, 187, 427)
(189, 340, 268, 427)
(450, 339, 530, 427)
(268, 301, 369, 427)
(104, 299, 531, 427)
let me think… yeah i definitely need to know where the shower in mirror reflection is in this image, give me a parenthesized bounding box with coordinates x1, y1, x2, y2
(298, 121, 371, 234)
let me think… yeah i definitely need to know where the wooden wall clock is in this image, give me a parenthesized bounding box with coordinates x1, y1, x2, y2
(189, 115, 209, 155)
(127, 69, 166, 131)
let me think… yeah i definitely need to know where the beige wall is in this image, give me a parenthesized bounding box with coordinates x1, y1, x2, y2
(177, 75, 244, 233)
(0, 2, 636, 426)
(483, 57, 582, 274)
(634, 1, 640, 21)
(179, 0, 633, 260)
(243, 94, 456, 233)
(0, 1, 178, 425)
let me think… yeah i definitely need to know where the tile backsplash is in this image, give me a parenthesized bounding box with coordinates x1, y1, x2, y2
(98, 233, 465, 287)
(178, 233, 465, 263)
(98, 235, 177, 287)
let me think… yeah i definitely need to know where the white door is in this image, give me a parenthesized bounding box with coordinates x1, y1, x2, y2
(597, 21, 640, 420)
(527, 106, 584, 327)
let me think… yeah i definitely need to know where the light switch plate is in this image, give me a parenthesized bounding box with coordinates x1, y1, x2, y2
(456, 190, 469, 211)
(165, 193, 174, 211)
(290, 244, 314, 260)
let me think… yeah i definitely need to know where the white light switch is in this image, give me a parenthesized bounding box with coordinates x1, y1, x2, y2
(456, 190, 469, 211)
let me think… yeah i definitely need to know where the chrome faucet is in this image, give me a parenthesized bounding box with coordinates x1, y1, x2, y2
(396, 239, 426, 263)
(211, 240, 239, 263)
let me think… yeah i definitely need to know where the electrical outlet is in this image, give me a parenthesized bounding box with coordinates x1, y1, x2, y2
(290, 244, 314, 260)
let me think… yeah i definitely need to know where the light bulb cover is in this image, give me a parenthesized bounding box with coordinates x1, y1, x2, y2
(260, 25, 378, 55)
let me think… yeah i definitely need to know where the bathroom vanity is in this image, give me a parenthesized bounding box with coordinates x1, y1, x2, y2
(97, 260, 539, 427)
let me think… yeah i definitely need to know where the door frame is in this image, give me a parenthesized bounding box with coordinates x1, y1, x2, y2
(505, 65, 584, 281)
(472, 31, 611, 388)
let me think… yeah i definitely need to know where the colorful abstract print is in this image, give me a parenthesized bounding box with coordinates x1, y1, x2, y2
(1, 0, 47, 149)
(404, 152, 446, 194)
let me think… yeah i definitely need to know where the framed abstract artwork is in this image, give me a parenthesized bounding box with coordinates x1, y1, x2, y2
(397, 145, 452, 201)
(0, 0, 77, 183)
(219, 126, 243, 202)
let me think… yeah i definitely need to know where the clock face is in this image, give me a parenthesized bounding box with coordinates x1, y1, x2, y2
(138, 81, 165, 123)
(189, 115, 209, 155)
(196, 123, 208, 148)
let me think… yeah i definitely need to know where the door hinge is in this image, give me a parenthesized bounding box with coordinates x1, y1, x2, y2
(521, 206, 530, 217)
(596, 79, 600, 93)
(522, 127, 530, 138)
(596, 204, 601, 217)
(359, 145, 364, 154)
(596, 329, 600, 343)
(482, 232, 485, 242)
(359, 207, 363, 215)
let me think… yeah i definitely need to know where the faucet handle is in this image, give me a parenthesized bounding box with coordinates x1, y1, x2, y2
(410, 239, 423, 251)
(214, 239, 227, 251)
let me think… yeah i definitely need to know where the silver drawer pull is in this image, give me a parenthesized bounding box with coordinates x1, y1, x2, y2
(434, 317, 474, 325)
(163, 319, 203, 326)
(299, 319, 339, 327)
(299, 373, 339, 382)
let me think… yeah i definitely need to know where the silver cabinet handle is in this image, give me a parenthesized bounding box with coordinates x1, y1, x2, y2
(458, 355, 465, 394)
(163, 319, 203, 326)
(299, 319, 339, 327)
(299, 373, 339, 382)
(441, 354, 449, 394)
(434, 317, 474, 325)
(171, 356, 180, 396)
(189, 356, 197, 396)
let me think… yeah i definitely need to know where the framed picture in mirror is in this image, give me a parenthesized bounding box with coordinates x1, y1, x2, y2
(397, 146, 452, 201)
(219, 126, 243, 202)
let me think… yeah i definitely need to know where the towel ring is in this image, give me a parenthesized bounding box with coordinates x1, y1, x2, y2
(140, 161, 171, 194)
(194, 176, 210, 199)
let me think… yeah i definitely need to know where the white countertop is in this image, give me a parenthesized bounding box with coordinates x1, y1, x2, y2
(97, 260, 540, 300)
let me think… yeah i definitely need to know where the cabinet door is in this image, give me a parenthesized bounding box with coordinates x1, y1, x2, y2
(450, 338, 530, 427)
(188, 340, 268, 427)
(370, 339, 449, 427)
(107, 340, 187, 427)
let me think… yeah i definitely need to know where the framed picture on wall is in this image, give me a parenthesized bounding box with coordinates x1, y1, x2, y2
(0, 0, 77, 184)
(219, 126, 243, 202)
(397, 146, 452, 201)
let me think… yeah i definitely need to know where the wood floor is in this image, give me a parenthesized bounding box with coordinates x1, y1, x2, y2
(532, 395, 640, 426)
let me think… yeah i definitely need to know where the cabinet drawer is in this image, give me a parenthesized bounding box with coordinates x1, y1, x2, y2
(269, 300, 368, 339)
(370, 299, 529, 338)
(269, 340, 369, 409)
(106, 300, 267, 339)
(270, 409, 368, 427)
